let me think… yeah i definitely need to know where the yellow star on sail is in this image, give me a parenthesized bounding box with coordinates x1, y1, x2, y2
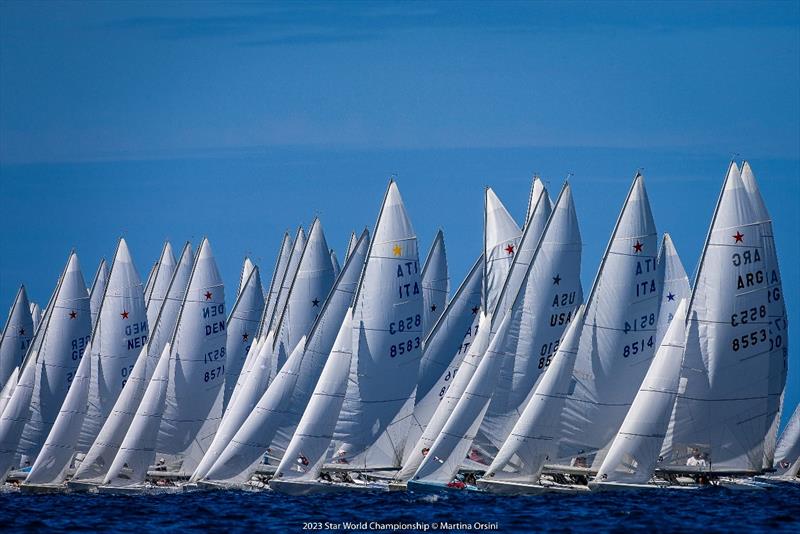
(392, 244, 402, 256)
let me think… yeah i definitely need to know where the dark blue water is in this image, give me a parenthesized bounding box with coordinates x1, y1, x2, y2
(2, 484, 799, 533)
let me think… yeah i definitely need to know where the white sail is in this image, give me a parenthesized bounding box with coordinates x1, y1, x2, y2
(272, 312, 354, 483)
(0, 368, 19, 420)
(558, 173, 659, 468)
(238, 257, 255, 296)
(482, 306, 586, 484)
(71, 243, 194, 484)
(594, 300, 688, 485)
(143, 262, 158, 306)
(25, 239, 146, 486)
(259, 228, 306, 337)
(421, 229, 449, 339)
(330, 250, 341, 279)
(222, 259, 265, 410)
(403, 256, 483, 467)
(0, 285, 33, 389)
(412, 183, 582, 483)
(741, 161, 788, 470)
(662, 163, 777, 473)
(30, 302, 42, 331)
(655, 234, 690, 348)
(774, 403, 800, 476)
(398, 312, 492, 481)
(198, 230, 370, 484)
(271, 218, 336, 373)
(331, 181, 423, 468)
(525, 175, 546, 228)
(88, 259, 109, 330)
(259, 232, 293, 337)
(103, 238, 225, 486)
(477, 183, 582, 458)
(0, 251, 91, 480)
(144, 243, 176, 322)
(484, 188, 521, 313)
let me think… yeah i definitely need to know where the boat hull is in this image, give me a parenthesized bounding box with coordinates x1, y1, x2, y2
(589, 481, 703, 492)
(270, 478, 387, 495)
(407, 480, 482, 493)
(19, 483, 65, 494)
(66, 479, 101, 492)
(477, 478, 589, 495)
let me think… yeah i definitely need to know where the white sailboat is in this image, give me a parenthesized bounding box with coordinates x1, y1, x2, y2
(0, 251, 92, 481)
(661, 163, 782, 475)
(99, 238, 225, 491)
(222, 258, 264, 410)
(258, 227, 306, 339)
(194, 229, 370, 486)
(29, 302, 42, 332)
(741, 161, 789, 471)
(88, 259, 109, 330)
(271, 180, 422, 493)
(421, 229, 449, 339)
(68, 243, 194, 489)
(556, 172, 659, 471)
(409, 182, 581, 490)
(590, 300, 692, 491)
(23, 239, 147, 490)
(260, 232, 293, 338)
(478, 306, 588, 494)
(0, 285, 34, 390)
(483, 188, 521, 315)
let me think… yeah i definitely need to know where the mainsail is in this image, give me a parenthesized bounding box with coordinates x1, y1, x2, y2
(331, 181, 423, 468)
(594, 300, 688, 485)
(30, 302, 42, 332)
(421, 229, 449, 339)
(655, 234, 690, 348)
(483, 188, 521, 314)
(558, 172, 659, 468)
(222, 258, 265, 410)
(144, 242, 176, 322)
(0, 285, 33, 389)
(258, 227, 306, 337)
(261, 232, 293, 337)
(0, 251, 91, 480)
(25, 239, 146, 486)
(774, 403, 800, 477)
(331, 250, 341, 279)
(662, 163, 779, 473)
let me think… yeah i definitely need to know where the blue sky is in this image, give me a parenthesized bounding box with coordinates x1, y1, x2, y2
(0, 1, 798, 427)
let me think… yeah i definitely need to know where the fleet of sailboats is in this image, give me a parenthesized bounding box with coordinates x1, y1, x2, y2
(0, 162, 796, 494)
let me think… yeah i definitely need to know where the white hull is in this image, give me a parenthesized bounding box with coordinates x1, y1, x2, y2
(589, 480, 703, 492)
(97, 484, 182, 495)
(270, 478, 387, 495)
(19, 483, 66, 494)
(66, 479, 100, 492)
(477, 478, 589, 495)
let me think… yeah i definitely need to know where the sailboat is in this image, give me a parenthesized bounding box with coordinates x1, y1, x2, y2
(261, 232, 293, 338)
(68, 243, 194, 490)
(421, 229, 449, 339)
(768, 403, 800, 481)
(190, 220, 335, 482)
(88, 259, 109, 330)
(0, 251, 92, 482)
(0, 286, 34, 391)
(258, 227, 306, 340)
(588, 300, 694, 491)
(144, 242, 177, 322)
(22, 239, 147, 491)
(408, 182, 581, 491)
(660, 163, 785, 480)
(270, 180, 422, 494)
(194, 229, 370, 487)
(222, 257, 264, 411)
(655, 234, 691, 348)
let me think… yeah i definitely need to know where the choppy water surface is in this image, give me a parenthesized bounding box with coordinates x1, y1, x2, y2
(1, 483, 799, 533)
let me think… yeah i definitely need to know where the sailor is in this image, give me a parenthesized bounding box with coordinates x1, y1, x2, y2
(154, 457, 167, 471)
(686, 448, 707, 468)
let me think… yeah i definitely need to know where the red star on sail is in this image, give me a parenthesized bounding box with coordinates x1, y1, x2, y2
(633, 241, 643, 253)
(120, 310, 129, 319)
(505, 244, 515, 255)
(205, 291, 212, 300)
(733, 231, 744, 243)
(69, 310, 77, 319)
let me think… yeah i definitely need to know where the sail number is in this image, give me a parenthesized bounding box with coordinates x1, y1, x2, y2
(539, 340, 560, 369)
(730, 305, 766, 327)
(204, 365, 224, 382)
(438, 368, 459, 398)
(389, 315, 421, 335)
(204, 347, 226, 364)
(389, 337, 420, 357)
(623, 336, 654, 358)
(623, 314, 656, 333)
(731, 329, 767, 352)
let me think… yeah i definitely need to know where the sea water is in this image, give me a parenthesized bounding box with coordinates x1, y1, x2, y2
(1, 484, 798, 532)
